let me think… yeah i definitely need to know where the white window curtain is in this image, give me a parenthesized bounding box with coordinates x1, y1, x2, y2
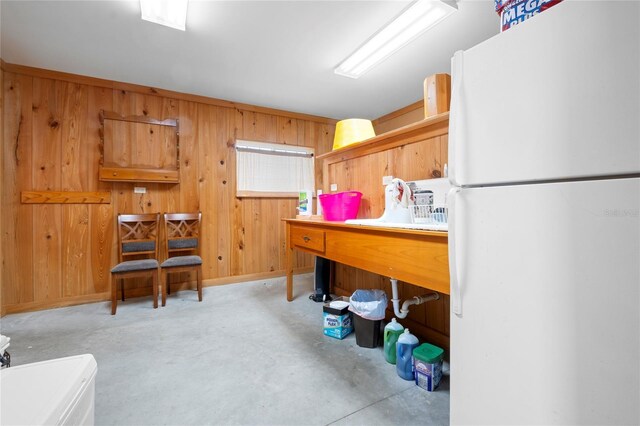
(235, 140, 315, 197)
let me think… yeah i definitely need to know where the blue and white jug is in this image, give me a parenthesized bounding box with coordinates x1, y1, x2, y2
(396, 328, 419, 381)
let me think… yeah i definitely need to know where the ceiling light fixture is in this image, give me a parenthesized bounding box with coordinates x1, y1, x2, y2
(140, 0, 189, 31)
(335, 0, 457, 79)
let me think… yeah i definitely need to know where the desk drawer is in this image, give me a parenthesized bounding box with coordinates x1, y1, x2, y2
(291, 227, 325, 253)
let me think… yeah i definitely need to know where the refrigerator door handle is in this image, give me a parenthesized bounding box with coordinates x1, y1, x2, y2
(448, 50, 464, 188)
(448, 187, 462, 315)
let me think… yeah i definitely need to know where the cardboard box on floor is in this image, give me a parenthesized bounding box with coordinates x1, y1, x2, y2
(323, 296, 353, 339)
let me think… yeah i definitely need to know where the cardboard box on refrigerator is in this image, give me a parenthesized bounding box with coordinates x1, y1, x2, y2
(496, 0, 564, 32)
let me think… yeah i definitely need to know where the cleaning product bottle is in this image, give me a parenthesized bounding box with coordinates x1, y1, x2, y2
(298, 190, 313, 216)
(383, 318, 404, 364)
(396, 328, 419, 381)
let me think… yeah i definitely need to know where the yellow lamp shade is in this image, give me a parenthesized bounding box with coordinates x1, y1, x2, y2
(333, 119, 376, 150)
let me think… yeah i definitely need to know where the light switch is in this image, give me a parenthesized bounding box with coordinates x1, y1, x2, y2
(330, 184, 338, 191)
(134, 187, 146, 194)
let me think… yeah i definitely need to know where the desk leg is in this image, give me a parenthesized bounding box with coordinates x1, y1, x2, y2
(329, 260, 335, 296)
(285, 221, 293, 301)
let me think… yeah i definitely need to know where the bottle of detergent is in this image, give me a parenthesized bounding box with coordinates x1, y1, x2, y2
(396, 328, 419, 381)
(383, 318, 404, 364)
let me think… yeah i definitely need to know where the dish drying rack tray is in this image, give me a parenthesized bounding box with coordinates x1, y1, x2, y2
(409, 204, 448, 225)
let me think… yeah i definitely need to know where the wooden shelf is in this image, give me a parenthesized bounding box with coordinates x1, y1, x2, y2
(100, 111, 177, 127)
(99, 165, 179, 183)
(317, 112, 449, 165)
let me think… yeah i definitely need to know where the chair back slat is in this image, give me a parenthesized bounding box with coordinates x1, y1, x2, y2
(164, 212, 201, 258)
(117, 213, 160, 262)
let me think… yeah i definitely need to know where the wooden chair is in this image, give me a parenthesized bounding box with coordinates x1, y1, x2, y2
(110, 213, 160, 315)
(161, 212, 203, 305)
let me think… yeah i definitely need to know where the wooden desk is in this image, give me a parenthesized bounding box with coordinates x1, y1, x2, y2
(284, 219, 449, 301)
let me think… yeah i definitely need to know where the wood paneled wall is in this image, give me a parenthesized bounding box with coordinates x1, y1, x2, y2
(327, 127, 450, 349)
(2, 63, 335, 314)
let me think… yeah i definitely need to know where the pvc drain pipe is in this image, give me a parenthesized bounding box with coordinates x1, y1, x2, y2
(390, 278, 439, 319)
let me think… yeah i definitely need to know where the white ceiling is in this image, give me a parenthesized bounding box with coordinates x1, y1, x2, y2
(0, 0, 499, 120)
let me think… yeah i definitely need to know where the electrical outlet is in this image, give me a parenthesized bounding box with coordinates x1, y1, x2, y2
(382, 175, 394, 185)
(330, 183, 338, 191)
(134, 187, 146, 194)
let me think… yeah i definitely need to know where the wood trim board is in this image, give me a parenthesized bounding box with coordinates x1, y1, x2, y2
(21, 191, 112, 204)
(100, 110, 178, 127)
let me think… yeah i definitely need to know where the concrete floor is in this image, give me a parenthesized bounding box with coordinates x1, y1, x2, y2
(1, 274, 449, 425)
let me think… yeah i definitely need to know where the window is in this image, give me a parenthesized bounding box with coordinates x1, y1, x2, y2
(235, 140, 315, 198)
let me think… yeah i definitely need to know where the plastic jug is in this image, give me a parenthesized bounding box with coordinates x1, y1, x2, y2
(396, 328, 419, 381)
(383, 318, 405, 364)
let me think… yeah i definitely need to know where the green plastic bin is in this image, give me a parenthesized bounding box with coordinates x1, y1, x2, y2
(413, 343, 444, 391)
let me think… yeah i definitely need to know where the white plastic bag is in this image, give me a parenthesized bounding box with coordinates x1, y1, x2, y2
(348, 289, 388, 320)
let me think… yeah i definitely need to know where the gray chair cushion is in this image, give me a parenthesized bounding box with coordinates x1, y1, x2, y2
(161, 255, 202, 268)
(111, 259, 159, 273)
(168, 238, 198, 250)
(122, 241, 156, 253)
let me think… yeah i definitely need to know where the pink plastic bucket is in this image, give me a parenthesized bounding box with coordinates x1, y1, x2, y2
(319, 191, 362, 221)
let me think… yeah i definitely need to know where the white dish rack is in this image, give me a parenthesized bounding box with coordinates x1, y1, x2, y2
(410, 204, 448, 226)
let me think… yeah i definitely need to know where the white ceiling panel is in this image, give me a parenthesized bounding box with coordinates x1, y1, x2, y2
(0, 0, 499, 119)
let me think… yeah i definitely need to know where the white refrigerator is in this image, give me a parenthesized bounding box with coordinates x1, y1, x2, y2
(447, 1, 639, 424)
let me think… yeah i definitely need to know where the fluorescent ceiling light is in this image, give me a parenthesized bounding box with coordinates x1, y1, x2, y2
(335, 0, 457, 79)
(140, 0, 189, 31)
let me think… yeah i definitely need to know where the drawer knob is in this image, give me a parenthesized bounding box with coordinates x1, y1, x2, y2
(303, 236, 311, 242)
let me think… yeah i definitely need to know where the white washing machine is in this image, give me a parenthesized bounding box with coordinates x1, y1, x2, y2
(1, 354, 97, 425)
